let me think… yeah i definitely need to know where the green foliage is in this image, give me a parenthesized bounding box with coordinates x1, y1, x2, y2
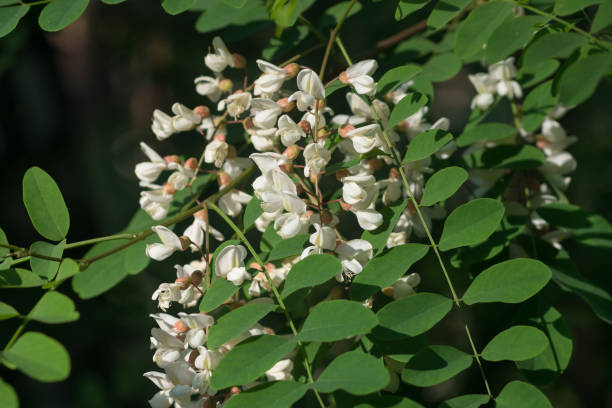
(402, 129, 454, 163)
(395, 0, 429, 21)
(22, 167, 70, 241)
(313, 350, 389, 394)
(0, 379, 18, 408)
(210, 335, 297, 388)
(2, 332, 71, 382)
(463, 145, 546, 170)
(38, 0, 89, 32)
(199, 276, 240, 313)
(537, 203, 612, 248)
(495, 380, 552, 408)
(0, 302, 19, 320)
(389, 93, 428, 128)
(456, 123, 516, 147)
(319, 1, 362, 28)
(29, 240, 65, 280)
(30, 292, 79, 324)
(161, 0, 196, 15)
(522, 80, 558, 132)
(281, 254, 342, 298)
(481, 325, 548, 362)
(420, 166, 467, 206)
(437, 394, 489, 408)
(428, 0, 470, 29)
(0, 268, 46, 288)
(462, 259, 552, 305)
(485, 16, 548, 64)
(296, 299, 377, 342)
(267, 234, 309, 261)
(421, 53, 462, 82)
(207, 302, 276, 349)
(522, 32, 587, 68)
(438, 198, 505, 251)
(377, 65, 422, 95)
(401, 345, 473, 386)
(361, 199, 409, 254)
(223, 381, 309, 408)
(0, 5, 29, 38)
(558, 53, 612, 106)
(592, 0, 612, 32)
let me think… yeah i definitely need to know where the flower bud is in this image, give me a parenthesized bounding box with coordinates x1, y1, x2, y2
(339, 124, 355, 138)
(389, 167, 401, 179)
(219, 78, 234, 93)
(283, 63, 300, 78)
(309, 172, 321, 184)
(381, 286, 395, 298)
(250, 262, 262, 271)
(283, 144, 300, 160)
(367, 158, 384, 171)
(173, 320, 190, 333)
(263, 326, 275, 335)
(164, 155, 180, 164)
(193, 105, 210, 119)
(298, 120, 311, 134)
(277, 97, 294, 113)
(163, 182, 177, 195)
(233, 53, 246, 69)
(184, 157, 198, 172)
(194, 209, 209, 221)
(242, 117, 255, 131)
(339, 200, 352, 211)
(336, 169, 350, 181)
(317, 127, 330, 140)
(230, 386, 241, 395)
(383, 92, 394, 103)
(396, 121, 408, 133)
(175, 277, 191, 290)
(214, 132, 226, 142)
(190, 270, 204, 286)
(279, 163, 293, 174)
(179, 236, 191, 251)
(320, 209, 333, 225)
(339, 71, 350, 84)
(218, 171, 232, 187)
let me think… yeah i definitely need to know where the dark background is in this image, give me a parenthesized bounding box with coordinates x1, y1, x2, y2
(0, 1, 611, 407)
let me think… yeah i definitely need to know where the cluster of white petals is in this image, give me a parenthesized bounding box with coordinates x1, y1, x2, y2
(468, 57, 522, 110)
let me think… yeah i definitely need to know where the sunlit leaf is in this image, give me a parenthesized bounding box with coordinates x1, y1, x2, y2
(296, 300, 377, 342)
(2, 332, 70, 382)
(314, 350, 389, 394)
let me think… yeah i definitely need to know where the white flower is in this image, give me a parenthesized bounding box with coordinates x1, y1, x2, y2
(341, 59, 378, 96)
(251, 153, 305, 215)
(146, 226, 186, 261)
(251, 98, 282, 129)
(254, 59, 289, 96)
(223, 157, 252, 179)
(215, 245, 251, 285)
(144, 371, 174, 408)
(276, 115, 305, 146)
(218, 189, 252, 217)
(353, 209, 383, 231)
(309, 222, 337, 251)
(204, 36, 234, 73)
(539, 151, 577, 190)
(171, 103, 202, 132)
(296, 68, 325, 100)
(335, 239, 373, 276)
(152, 109, 175, 140)
(167, 167, 190, 191)
(538, 118, 577, 156)
(183, 213, 224, 251)
(249, 265, 290, 296)
(178, 312, 215, 348)
(265, 359, 294, 381)
(342, 175, 377, 209)
(391, 273, 421, 299)
(192, 346, 222, 394)
(135, 142, 168, 184)
(387, 231, 407, 248)
(152, 283, 181, 311)
(140, 189, 173, 220)
(489, 57, 522, 100)
(218, 92, 252, 118)
(303, 141, 331, 178)
(250, 127, 278, 152)
(195, 75, 222, 102)
(254, 209, 281, 232)
(468, 73, 496, 110)
(204, 139, 229, 168)
(274, 212, 309, 239)
(288, 90, 315, 111)
(346, 124, 382, 154)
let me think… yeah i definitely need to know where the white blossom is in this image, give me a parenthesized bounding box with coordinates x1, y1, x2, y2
(183, 213, 224, 251)
(254, 59, 289, 96)
(194, 75, 222, 102)
(152, 109, 175, 140)
(171, 103, 202, 132)
(218, 92, 252, 118)
(218, 189, 252, 217)
(204, 36, 234, 73)
(135, 142, 169, 184)
(346, 123, 382, 154)
(468, 73, 496, 110)
(265, 359, 294, 381)
(251, 98, 282, 129)
(204, 139, 228, 168)
(215, 244, 251, 285)
(303, 141, 331, 178)
(140, 189, 173, 220)
(341, 59, 378, 96)
(276, 115, 306, 146)
(335, 239, 373, 277)
(146, 226, 186, 261)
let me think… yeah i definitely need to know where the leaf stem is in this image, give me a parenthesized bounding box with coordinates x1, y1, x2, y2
(64, 234, 134, 249)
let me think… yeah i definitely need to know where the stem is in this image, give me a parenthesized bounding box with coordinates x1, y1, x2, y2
(334, 36, 353, 66)
(319, 0, 357, 78)
(278, 43, 326, 67)
(64, 234, 134, 250)
(4, 318, 29, 350)
(521, 3, 611, 50)
(207, 202, 326, 408)
(298, 16, 327, 43)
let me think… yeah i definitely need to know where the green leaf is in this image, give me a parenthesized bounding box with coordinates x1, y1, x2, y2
(516, 299, 573, 384)
(267, 234, 309, 261)
(395, 0, 429, 21)
(375, 293, 453, 339)
(421, 53, 461, 82)
(29, 291, 79, 324)
(485, 15, 548, 64)
(350, 244, 429, 301)
(463, 145, 546, 170)
(262, 26, 308, 61)
(558, 53, 612, 106)
(100, 0, 126, 4)
(336, 392, 425, 408)
(260, 223, 282, 252)
(162, 0, 195, 15)
(38, 0, 89, 32)
(366, 334, 425, 363)
(481, 325, 548, 362)
(29, 240, 65, 280)
(0, 268, 46, 288)
(0, 379, 18, 408)
(401, 345, 473, 387)
(319, 1, 363, 28)
(592, 0, 612, 32)
(554, 0, 602, 16)
(462, 258, 552, 305)
(326, 79, 349, 97)
(377, 64, 422, 95)
(222, 0, 247, 8)
(362, 199, 408, 254)
(0, 5, 29, 38)
(314, 350, 389, 394)
(207, 302, 276, 349)
(517, 59, 560, 88)
(211, 335, 297, 388)
(456, 122, 516, 147)
(537, 203, 612, 248)
(389, 93, 428, 128)
(0, 301, 19, 320)
(428, 0, 470, 29)
(282, 254, 342, 298)
(402, 129, 453, 163)
(454, 1, 514, 60)
(495, 381, 552, 408)
(22, 167, 70, 241)
(0, 228, 8, 258)
(296, 299, 377, 342)
(522, 32, 587, 68)
(55, 258, 79, 282)
(199, 276, 240, 313)
(522, 80, 558, 132)
(421, 167, 468, 206)
(438, 394, 489, 408)
(223, 380, 308, 408)
(195, 1, 267, 34)
(2, 332, 70, 382)
(438, 198, 505, 251)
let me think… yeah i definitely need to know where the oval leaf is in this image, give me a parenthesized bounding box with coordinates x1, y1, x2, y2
(351, 244, 429, 301)
(438, 198, 505, 251)
(267, 234, 309, 261)
(495, 381, 552, 408)
(377, 64, 422, 95)
(314, 350, 389, 395)
(296, 299, 377, 342)
(456, 123, 516, 147)
(522, 80, 558, 133)
(243, 197, 263, 230)
(389, 92, 428, 128)
(463, 145, 546, 170)
(485, 15, 548, 64)
(462, 258, 552, 305)
(438, 394, 489, 408)
(401, 345, 473, 387)
(2, 332, 70, 382)
(421, 53, 461, 82)
(402, 129, 453, 163)
(558, 53, 612, 106)
(0, 301, 19, 320)
(481, 325, 548, 362)
(199, 277, 240, 313)
(0, 379, 18, 408)
(29, 291, 80, 324)
(22, 167, 70, 241)
(421, 167, 468, 206)
(210, 335, 297, 388)
(161, 0, 195, 15)
(282, 254, 342, 298)
(223, 381, 308, 408)
(0, 5, 29, 38)
(38, 0, 89, 32)
(29, 240, 65, 280)
(0, 268, 46, 288)
(207, 302, 276, 349)
(375, 293, 453, 339)
(428, 0, 470, 29)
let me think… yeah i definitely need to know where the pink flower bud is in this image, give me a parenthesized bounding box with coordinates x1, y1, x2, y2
(164, 155, 180, 164)
(298, 120, 311, 134)
(233, 53, 246, 69)
(184, 157, 198, 172)
(218, 171, 232, 187)
(193, 105, 210, 119)
(339, 124, 355, 138)
(283, 144, 300, 160)
(219, 79, 233, 92)
(277, 97, 294, 113)
(283, 63, 300, 78)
